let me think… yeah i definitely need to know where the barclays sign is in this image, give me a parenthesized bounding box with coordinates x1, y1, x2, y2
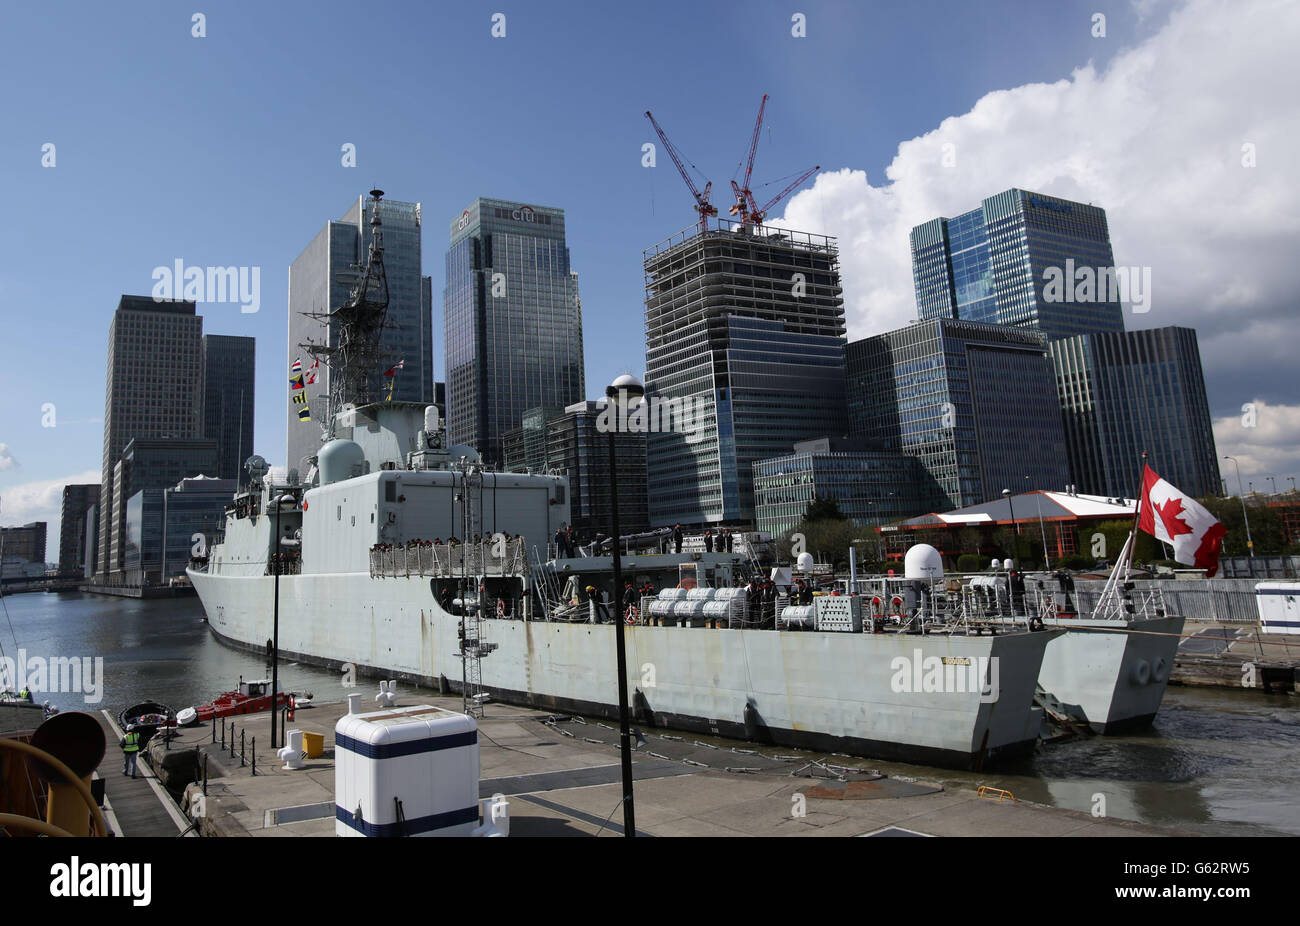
(1027, 195, 1073, 214)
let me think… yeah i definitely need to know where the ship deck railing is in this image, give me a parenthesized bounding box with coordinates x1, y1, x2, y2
(370, 540, 527, 579)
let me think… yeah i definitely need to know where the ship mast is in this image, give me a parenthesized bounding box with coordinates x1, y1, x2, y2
(300, 189, 394, 444)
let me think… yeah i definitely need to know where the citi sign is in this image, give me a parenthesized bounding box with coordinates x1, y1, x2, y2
(511, 205, 539, 223)
(456, 210, 472, 231)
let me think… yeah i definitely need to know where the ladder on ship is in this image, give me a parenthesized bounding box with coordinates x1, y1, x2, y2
(528, 546, 563, 621)
(454, 463, 494, 718)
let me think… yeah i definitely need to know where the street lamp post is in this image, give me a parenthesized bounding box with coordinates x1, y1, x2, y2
(606, 373, 643, 837)
(1224, 456, 1255, 577)
(1001, 488, 1018, 561)
(270, 491, 296, 750)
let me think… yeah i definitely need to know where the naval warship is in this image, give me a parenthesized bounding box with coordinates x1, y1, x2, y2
(188, 191, 1063, 770)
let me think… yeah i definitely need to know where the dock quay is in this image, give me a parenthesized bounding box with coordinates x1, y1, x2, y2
(93, 709, 194, 837)
(151, 695, 1192, 837)
(1172, 619, 1300, 692)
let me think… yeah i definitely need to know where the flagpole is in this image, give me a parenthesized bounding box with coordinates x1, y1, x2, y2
(1122, 450, 1149, 583)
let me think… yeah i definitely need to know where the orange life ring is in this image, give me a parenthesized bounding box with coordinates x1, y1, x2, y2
(625, 606, 639, 625)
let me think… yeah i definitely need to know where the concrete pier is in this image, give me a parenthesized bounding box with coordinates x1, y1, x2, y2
(154, 694, 1192, 837)
(1173, 620, 1300, 692)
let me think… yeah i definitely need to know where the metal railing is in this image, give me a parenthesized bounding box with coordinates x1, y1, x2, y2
(369, 540, 526, 578)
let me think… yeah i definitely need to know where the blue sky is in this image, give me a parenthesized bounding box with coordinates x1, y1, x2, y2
(5, 0, 1294, 554)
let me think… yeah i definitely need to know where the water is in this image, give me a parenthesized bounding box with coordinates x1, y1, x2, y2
(2, 591, 1296, 835)
(0, 591, 340, 724)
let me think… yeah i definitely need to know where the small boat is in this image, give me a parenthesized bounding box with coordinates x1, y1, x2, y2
(176, 678, 303, 726)
(119, 700, 177, 745)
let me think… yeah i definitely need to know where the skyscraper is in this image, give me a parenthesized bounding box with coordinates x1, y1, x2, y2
(444, 199, 585, 466)
(96, 296, 203, 580)
(1051, 327, 1220, 498)
(847, 318, 1070, 510)
(59, 484, 99, 576)
(911, 188, 1125, 340)
(201, 334, 255, 481)
(287, 194, 432, 472)
(644, 221, 847, 527)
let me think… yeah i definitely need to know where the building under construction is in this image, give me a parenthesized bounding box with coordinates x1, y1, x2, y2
(643, 218, 847, 528)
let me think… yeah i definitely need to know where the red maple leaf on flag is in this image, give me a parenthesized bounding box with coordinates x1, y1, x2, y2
(1154, 496, 1194, 538)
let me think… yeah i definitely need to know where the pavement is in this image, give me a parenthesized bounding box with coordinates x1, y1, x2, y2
(158, 693, 1193, 838)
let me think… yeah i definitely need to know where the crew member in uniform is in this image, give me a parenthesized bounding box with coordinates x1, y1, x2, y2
(672, 524, 683, 554)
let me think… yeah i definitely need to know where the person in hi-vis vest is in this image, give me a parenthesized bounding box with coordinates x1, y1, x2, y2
(121, 725, 141, 778)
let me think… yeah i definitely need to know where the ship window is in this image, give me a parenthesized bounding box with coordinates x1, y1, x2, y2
(337, 506, 341, 520)
(385, 481, 396, 502)
(351, 516, 356, 526)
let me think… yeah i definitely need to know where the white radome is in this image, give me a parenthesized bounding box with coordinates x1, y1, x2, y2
(904, 544, 944, 580)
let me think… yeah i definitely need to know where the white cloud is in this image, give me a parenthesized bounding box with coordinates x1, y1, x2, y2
(0, 444, 18, 471)
(769, 0, 1299, 423)
(1, 469, 101, 564)
(1213, 400, 1300, 488)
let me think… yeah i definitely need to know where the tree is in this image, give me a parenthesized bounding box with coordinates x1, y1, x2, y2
(803, 494, 847, 523)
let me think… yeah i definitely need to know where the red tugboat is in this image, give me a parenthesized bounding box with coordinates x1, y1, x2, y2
(176, 677, 310, 726)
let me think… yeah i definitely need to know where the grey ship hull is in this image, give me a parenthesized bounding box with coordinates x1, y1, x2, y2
(189, 568, 1056, 770)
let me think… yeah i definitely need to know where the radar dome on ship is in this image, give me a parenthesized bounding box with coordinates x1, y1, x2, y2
(904, 543, 943, 580)
(795, 552, 814, 572)
(318, 438, 365, 485)
(424, 405, 440, 432)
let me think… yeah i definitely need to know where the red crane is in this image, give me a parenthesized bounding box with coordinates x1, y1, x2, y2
(747, 165, 821, 226)
(729, 93, 768, 221)
(728, 94, 820, 228)
(645, 110, 717, 235)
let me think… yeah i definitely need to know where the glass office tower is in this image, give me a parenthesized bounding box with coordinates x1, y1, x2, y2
(1051, 326, 1220, 499)
(96, 296, 203, 581)
(847, 318, 1070, 510)
(644, 221, 848, 528)
(911, 189, 1125, 340)
(444, 199, 585, 466)
(287, 194, 433, 473)
(201, 334, 255, 481)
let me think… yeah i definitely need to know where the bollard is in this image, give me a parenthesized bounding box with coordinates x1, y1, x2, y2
(230, 723, 237, 760)
(251, 737, 256, 776)
(202, 752, 208, 797)
(220, 719, 225, 748)
(240, 729, 246, 768)
(211, 719, 216, 744)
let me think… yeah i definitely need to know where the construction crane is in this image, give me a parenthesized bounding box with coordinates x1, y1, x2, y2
(729, 93, 768, 222)
(645, 110, 717, 235)
(728, 94, 820, 228)
(745, 165, 821, 226)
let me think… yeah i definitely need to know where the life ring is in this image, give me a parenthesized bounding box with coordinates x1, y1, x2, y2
(496, 599, 505, 617)
(625, 606, 639, 625)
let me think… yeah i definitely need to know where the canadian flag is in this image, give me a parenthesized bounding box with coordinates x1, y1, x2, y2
(1137, 465, 1227, 576)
